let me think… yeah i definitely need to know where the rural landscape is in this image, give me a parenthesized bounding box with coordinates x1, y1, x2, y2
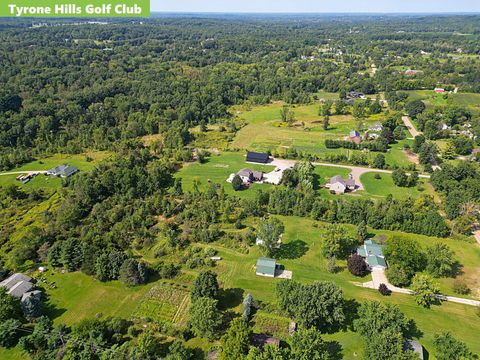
(1, 10, 480, 360)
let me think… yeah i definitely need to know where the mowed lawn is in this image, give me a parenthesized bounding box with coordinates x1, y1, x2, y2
(41, 271, 155, 325)
(230, 102, 411, 167)
(360, 172, 427, 199)
(176, 152, 275, 199)
(0, 151, 110, 190)
(210, 216, 480, 357)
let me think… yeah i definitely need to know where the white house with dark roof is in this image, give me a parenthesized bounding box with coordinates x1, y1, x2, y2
(47, 164, 79, 178)
(237, 168, 264, 184)
(326, 175, 356, 194)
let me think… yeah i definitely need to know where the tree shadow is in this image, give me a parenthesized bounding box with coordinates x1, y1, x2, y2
(405, 319, 424, 340)
(312, 173, 321, 190)
(326, 340, 344, 360)
(217, 288, 245, 310)
(451, 261, 464, 278)
(273, 240, 309, 260)
(342, 298, 361, 332)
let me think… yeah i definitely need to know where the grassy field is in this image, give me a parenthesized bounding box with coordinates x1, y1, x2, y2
(176, 152, 274, 199)
(360, 172, 427, 199)
(405, 90, 480, 114)
(39, 271, 155, 325)
(210, 216, 480, 357)
(0, 151, 110, 190)
(230, 102, 411, 167)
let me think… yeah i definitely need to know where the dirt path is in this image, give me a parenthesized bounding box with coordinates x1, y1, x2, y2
(402, 115, 421, 138)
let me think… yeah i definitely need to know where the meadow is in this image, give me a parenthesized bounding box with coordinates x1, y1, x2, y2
(0, 151, 110, 190)
(230, 102, 411, 168)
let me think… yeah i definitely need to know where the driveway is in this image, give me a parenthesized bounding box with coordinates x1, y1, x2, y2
(261, 158, 296, 185)
(360, 268, 480, 306)
(0, 170, 47, 176)
(402, 115, 421, 138)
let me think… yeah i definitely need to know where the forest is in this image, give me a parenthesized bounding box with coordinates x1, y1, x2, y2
(1, 14, 480, 360)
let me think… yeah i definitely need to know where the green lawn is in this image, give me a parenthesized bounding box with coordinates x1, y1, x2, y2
(0, 151, 110, 190)
(230, 102, 411, 168)
(176, 152, 274, 199)
(360, 172, 426, 199)
(39, 270, 156, 325)
(209, 216, 480, 358)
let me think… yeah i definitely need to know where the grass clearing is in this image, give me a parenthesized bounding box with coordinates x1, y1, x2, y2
(0, 151, 110, 190)
(230, 102, 410, 167)
(209, 216, 480, 356)
(360, 172, 426, 199)
(176, 152, 274, 199)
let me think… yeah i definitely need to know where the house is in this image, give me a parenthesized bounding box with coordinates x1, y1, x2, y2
(256, 257, 276, 277)
(404, 340, 424, 360)
(0, 273, 36, 298)
(348, 130, 362, 144)
(434, 87, 445, 93)
(368, 123, 383, 132)
(47, 164, 79, 178)
(347, 91, 365, 99)
(237, 168, 264, 183)
(357, 240, 387, 269)
(251, 334, 281, 348)
(246, 151, 270, 164)
(326, 175, 356, 194)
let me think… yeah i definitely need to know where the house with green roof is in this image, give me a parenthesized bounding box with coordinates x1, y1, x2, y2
(357, 240, 387, 270)
(256, 257, 277, 277)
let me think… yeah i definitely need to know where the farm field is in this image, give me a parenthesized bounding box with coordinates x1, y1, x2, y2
(211, 216, 480, 357)
(405, 90, 480, 113)
(230, 102, 411, 168)
(176, 151, 274, 198)
(0, 151, 110, 189)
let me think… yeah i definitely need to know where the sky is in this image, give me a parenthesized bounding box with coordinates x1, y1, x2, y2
(152, 0, 480, 13)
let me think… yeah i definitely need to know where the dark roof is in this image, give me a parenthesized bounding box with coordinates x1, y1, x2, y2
(246, 152, 270, 164)
(47, 164, 79, 178)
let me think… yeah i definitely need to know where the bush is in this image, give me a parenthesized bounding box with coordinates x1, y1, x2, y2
(378, 283, 391, 296)
(386, 264, 411, 287)
(374, 173, 381, 180)
(327, 256, 337, 273)
(347, 254, 368, 276)
(452, 280, 470, 295)
(232, 175, 243, 191)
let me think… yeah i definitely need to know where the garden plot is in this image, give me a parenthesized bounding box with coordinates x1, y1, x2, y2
(133, 283, 190, 324)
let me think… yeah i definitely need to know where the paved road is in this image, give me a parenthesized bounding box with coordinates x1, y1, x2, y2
(402, 115, 421, 138)
(361, 268, 480, 307)
(0, 170, 47, 176)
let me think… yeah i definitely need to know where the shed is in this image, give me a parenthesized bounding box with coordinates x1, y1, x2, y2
(256, 257, 276, 277)
(246, 152, 270, 164)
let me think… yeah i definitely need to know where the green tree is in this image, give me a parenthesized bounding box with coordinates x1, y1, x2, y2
(354, 301, 410, 337)
(411, 274, 440, 308)
(392, 169, 409, 187)
(119, 258, 147, 286)
(384, 237, 425, 277)
(0, 319, 22, 348)
(321, 224, 355, 259)
(425, 243, 456, 278)
(373, 153, 386, 169)
(256, 217, 284, 257)
(191, 271, 219, 301)
(386, 264, 411, 287)
(232, 174, 243, 191)
(220, 317, 251, 360)
(319, 101, 332, 117)
(0, 288, 21, 322)
(352, 101, 366, 120)
(290, 327, 330, 360)
(442, 141, 456, 160)
(189, 297, 222, 339)
(322, 115, 330, 130)
(433, 332, 474, 360)
(405, 99, 426, 119)
(276, 280, 345, 330)
(356, 221, 368, 242)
